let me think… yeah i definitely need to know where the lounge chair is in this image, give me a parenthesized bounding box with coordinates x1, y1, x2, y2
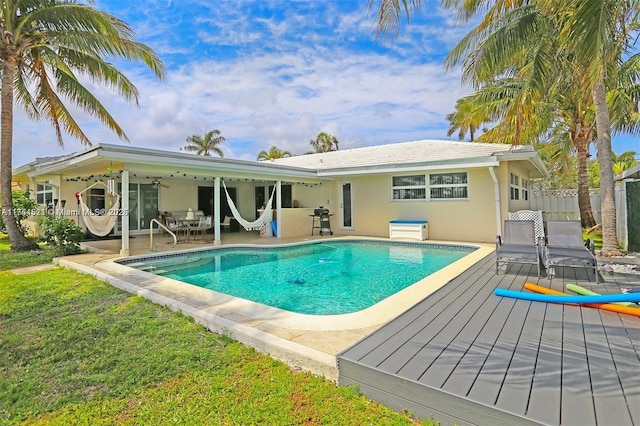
(543, 220, 599, 283)
(496, 220, 542, 277)
(508, 209, 545, 245)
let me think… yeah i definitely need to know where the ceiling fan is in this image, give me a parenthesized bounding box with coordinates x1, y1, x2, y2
(150, 177, 170, 189)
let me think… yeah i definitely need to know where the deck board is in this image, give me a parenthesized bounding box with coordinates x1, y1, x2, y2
(338, 253, 640, 426)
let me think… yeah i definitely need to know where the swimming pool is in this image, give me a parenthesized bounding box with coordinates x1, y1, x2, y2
(120, 240, 476, 315)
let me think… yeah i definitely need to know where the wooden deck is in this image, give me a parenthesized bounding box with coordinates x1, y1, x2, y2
(338, 254, 640, 426)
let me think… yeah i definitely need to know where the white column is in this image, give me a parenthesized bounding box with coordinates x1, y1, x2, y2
(488, 167, 502, 238)
(276, 180, 281, 238)
(214, 177, 221, 245)
(120, 170, 130, 256)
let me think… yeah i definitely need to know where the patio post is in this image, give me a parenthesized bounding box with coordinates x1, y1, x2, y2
(276, 180, 281, 238)
(120, 170, 130, 256)
(488, 167, 502, 238)
(214, 177, 221, 245)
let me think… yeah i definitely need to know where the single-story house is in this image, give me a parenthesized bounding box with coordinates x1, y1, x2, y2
(11, 139, 548, 255)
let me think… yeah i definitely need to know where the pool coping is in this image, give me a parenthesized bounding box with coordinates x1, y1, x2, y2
(56, 237, 493, 380)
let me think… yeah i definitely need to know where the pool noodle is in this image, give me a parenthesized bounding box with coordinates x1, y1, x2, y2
(565, 283, 639, 308)
(522, 283, 640, 317)
(494, 287, 640, 304)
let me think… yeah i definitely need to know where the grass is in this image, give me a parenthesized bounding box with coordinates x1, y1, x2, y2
(0, 265, 432, 425)
(584, 229, 603, 251)
(0, 234, 56, 271)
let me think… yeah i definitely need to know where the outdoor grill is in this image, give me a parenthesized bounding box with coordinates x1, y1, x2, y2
(310, 207, 333, 236)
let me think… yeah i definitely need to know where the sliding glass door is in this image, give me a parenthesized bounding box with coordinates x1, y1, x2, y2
(117, 183, 158, 233)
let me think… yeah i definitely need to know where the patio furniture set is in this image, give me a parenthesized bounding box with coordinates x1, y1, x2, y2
(161, 210, 213, 243)
(496, 210, 599, 283)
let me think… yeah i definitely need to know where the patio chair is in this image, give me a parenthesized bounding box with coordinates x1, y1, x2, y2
(165, 216, 188, 240)
(508, 209, 546, 245)
(496, 220, 542, 277)
(220, 216, 232, 231)
(193, 216, 212, 240)
(543, 220, 599, 283)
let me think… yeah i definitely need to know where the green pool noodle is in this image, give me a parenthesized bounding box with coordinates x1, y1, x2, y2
(566, 283, 639, 308)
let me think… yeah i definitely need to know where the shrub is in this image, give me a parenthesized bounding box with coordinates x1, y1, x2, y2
(0, 190, 37, 236)
(41, 216, 86, 255)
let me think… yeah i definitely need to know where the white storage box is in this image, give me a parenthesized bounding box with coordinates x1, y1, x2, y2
(389, 220, 428, 240)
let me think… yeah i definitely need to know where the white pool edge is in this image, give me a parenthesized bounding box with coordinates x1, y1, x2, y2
(56, 237, 494, 381)
(97, 238, 493, 331)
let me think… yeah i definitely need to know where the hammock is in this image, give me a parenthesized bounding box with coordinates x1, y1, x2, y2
(78, 181, 121, 237)
(222, 180, 276, 231)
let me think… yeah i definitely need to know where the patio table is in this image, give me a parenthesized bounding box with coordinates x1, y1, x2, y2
(178, 218, 200, 243)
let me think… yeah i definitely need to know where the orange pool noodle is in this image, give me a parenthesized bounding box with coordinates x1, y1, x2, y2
(523, 283, 640, 317)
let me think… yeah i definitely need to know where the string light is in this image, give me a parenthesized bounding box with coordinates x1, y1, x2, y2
(63, 173, 325, 187)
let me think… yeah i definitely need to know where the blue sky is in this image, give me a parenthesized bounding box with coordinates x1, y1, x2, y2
(13, 0, 638, 166)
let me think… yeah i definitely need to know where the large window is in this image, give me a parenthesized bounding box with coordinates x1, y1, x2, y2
(522, 179, 529, 201)
(510, 173, 529, 201)
(510, 173, 520, 200)
(392, 175, 426, 200)
(392, 173, 469, 201)
(429, 172, 468, 200)
(36, 183, 53, 205)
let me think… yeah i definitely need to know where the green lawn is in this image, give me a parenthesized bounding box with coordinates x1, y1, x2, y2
(584, 229, 603, 251)
(0, 237, 432, 425)
(0, 235, 56, 271)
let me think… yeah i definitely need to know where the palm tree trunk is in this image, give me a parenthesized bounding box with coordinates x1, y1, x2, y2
(592, 76, 619, 255)
(574, 134, 596, 229)
(1, 58, 39, 251)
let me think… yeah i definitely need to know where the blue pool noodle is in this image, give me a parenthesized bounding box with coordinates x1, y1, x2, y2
(494, 288, 640, 304)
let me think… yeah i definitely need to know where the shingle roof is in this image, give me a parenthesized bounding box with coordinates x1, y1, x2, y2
(270, 139, 527, 171)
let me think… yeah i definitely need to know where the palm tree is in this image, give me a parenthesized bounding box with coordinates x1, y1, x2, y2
(446, 97, 488, 141)
(1, 0, 165, 251)
(555, 0, 639, 255)
(309, 132, 339, 153)
(370, 0, 639, 254)
(589, 151, 638, 188)
(181, 130, 226, 157)
(440, 3, 601, 229)
(257, 146, 292, 161)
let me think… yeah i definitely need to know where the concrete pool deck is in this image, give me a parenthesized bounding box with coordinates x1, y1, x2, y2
(55, 232, 493, 381)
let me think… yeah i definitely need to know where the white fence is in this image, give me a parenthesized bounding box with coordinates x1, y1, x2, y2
(531, 187, 630, 250)
(530, 189, 602, 223)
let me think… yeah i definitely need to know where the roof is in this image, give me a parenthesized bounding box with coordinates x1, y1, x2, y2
(270, 139, 547, 177)
(616, 163, 640, 180)
(13, 139, 548, 181)
(12, 143, 322, 182)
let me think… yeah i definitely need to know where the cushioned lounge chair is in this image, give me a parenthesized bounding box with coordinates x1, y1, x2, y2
(496, 220, 542, 277)
(544, 220, 599, 283)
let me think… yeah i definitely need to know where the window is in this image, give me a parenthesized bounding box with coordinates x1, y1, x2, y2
(510, 173, 520, 200)
(392, 175, 426, 200)
(36, 183, 53, 205)
(522, 179, 529, 201)
(429, 172, 468, 200)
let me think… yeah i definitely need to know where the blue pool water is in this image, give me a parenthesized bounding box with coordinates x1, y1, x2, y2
(122, 240, 475, 315)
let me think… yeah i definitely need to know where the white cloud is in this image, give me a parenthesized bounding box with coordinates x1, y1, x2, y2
(15, 0, 630, 167)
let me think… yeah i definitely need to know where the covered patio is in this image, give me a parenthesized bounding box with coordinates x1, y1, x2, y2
(13, 143, 336, 256)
